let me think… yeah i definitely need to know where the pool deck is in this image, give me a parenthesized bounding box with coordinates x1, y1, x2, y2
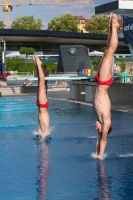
(1, 87, 133, 113)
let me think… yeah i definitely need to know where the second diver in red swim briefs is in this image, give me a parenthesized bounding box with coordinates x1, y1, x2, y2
(33, 55, 50, 140)
(36, 100, 49, 109)
(95, 73, 113, 87)
(94, 13, 119, 159)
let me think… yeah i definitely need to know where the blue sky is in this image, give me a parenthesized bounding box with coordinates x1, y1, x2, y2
(0, 0, 116, 29)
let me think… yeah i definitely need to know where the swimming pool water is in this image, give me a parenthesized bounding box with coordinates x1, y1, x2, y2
(0, 96, 133, 200)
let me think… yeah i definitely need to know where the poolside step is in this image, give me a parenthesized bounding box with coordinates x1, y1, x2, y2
(0, 86, 38, 96)
(0, 79, 7, 86)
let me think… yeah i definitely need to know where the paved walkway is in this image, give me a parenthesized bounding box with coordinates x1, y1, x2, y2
(47, 88, 70, 99)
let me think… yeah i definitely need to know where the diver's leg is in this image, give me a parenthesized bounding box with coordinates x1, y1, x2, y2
(98, 14, 119, 81)
(33, 56, 47, 104)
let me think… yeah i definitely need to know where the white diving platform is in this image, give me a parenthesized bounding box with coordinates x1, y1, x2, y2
(95, 0, 133, 59)
(95, 0, 133, 15)
(15, 75, 133, 81)
(16, 76, 95, 81)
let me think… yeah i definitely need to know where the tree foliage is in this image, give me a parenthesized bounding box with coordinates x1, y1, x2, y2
(48, 14, 79, 32)
(91, 58, 126, 73)
(6, 58, 25, 72)
(91, 58, 101, 72)
(85, 15, 109, 34)
(19, 47, 35, 58)
(0, 21, 5, 29)
(11, 15, 43, 30)
(6, 58, 57, 75)
(101, 46, 107, 52)
(115, 61, 126, 72)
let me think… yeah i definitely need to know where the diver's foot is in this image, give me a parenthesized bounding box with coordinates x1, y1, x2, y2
(33, 55, 42, 66)
(112, 14, 119, 29)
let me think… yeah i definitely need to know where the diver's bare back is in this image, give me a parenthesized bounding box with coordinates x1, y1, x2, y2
(94, 85, 111, 123)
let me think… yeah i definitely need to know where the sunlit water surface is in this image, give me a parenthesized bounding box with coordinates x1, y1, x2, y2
(0, 96, 133, 200)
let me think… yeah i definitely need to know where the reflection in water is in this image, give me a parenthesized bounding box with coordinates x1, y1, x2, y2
(95, 161, 111, 200)
(36, 140, 50, 199)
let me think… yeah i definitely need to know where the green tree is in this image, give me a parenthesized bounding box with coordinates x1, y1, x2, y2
(6, 58, 57, 74)
(19, 47, 35, 58)
(6, 58, 25, 71)
(115, 61, 126, 73)
(11, 15, 43, 30)
(91, 59, 126, 73)
(48, 14, 79, 32)
(0, 21, 5, 29)
(91, 58, 101, 72)
(85, 15, 109, 34)
(101, 46, 107, 52)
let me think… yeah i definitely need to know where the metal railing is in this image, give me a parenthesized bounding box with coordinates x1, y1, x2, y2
(7, 72, 34, 79)
(49, 72, 78, 77)
(7, 79, 25, 85)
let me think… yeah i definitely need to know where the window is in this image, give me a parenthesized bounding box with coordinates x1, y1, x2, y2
(80, 20, 84, 24)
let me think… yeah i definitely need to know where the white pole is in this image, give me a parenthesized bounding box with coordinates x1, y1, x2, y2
(2, 40, 6, 79)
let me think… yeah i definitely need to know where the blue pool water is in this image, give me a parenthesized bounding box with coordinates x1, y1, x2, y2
(0, 96, 133, 200)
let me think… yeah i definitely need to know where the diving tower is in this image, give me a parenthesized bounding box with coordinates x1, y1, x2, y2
(95, 0, 133, 16)
(16, 75, 131, 81)
(95, 0, 133, 58)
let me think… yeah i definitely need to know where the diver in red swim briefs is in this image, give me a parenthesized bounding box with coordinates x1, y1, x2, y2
(94, 13, 119, 159)
(33, 55, 50, 140)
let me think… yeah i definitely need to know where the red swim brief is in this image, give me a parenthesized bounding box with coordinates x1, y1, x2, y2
(94, 74, 113, 86)
(36, 100, 49, 108)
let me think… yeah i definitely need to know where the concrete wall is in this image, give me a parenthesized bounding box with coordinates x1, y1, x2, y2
(85, 83, 96, 103)
(71, 82, 133, 103)
(23, 86, 38, 93)
(0, 86, 38, 96)
(109, 83, 133, 102)
(85, 83, 133, 103)
(70, 84, 86, 101)
(70, 80, 90, 101)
